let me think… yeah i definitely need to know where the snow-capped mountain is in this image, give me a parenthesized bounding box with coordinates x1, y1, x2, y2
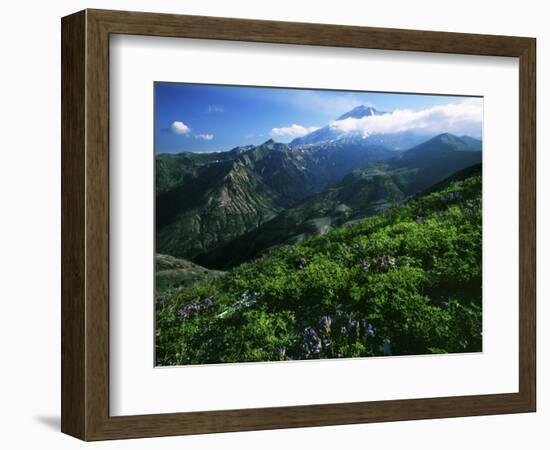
(336, 105, 380, 120)
(290, 105, 431, 151)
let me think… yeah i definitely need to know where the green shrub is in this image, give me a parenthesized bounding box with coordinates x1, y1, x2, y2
(156, 175, 482, 365)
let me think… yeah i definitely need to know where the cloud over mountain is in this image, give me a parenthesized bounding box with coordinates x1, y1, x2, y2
(328, 98, 482, 138)
(271, 124, 320, 139)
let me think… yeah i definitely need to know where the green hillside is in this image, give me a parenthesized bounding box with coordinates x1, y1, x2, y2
(156, 146, 254, 194)
(155, 254, 224, 292)
(198, 134, 481, 269)
(156, 166, 482, 366)
(197, 163, 418, 268)
(155, 138, 396, 262)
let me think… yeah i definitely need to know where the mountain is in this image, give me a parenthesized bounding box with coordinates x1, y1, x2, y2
(289, 105, 382, 147)
(391, 133, 483, 191)
(289, 105, 431, 150)
(290, 137, 395, 187)
(156, 137, 397, 261)
(400, 132, 474, 159)
(337, 105, 379, 120)
(195, 163, 417, 268)
(156, 99, 483, 268)
(351, 130, 433, 151)
(156, 168, 482, 365)
(197, 134, 482, 269)
(156, 145, 254, 194)
(156, 141, 306, 262)
(460, 135, 483, 151)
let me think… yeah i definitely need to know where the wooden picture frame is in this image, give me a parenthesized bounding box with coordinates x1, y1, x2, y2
(61, 9, 536, 441)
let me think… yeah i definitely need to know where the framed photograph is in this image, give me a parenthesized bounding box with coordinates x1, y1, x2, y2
(61, 9, 536, 441)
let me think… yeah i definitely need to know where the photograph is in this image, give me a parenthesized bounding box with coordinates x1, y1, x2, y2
(154, 83, 483, 366)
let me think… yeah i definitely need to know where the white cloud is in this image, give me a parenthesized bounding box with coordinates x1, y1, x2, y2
(271, 124, 320, 139)
(329, 98, 483, 137)
(195, 133, 214, 141)
(207, 105, 224, 113)
(170, 121, 191, 135)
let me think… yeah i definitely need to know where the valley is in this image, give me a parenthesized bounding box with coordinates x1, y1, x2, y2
(156, 107, 481, 271)
(156, 163, 483, 364)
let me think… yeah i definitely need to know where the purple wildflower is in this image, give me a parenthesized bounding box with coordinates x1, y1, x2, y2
(202, 297, 213, 308)
(177, 307, 189, 319)
(177, 302, 200, 319)
(303, 326, 322, 356)
(304, 326, 319, 342)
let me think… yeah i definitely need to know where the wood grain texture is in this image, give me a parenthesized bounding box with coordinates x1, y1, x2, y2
(89, 8, 532, 56)
(60, 8, 537, 441)
(518, 38, 536, 409)
(61, 10, 86, 439)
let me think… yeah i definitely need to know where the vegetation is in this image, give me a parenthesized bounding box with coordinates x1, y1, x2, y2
(155, 167, 482, 365)
(156, 133, 481, 269)
(155, 254, 224, 292)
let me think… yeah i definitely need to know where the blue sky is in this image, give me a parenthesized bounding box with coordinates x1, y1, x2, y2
(155, 82, 482, 153)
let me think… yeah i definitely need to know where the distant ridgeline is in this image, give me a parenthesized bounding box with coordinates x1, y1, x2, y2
(156, 105, 481, 271)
